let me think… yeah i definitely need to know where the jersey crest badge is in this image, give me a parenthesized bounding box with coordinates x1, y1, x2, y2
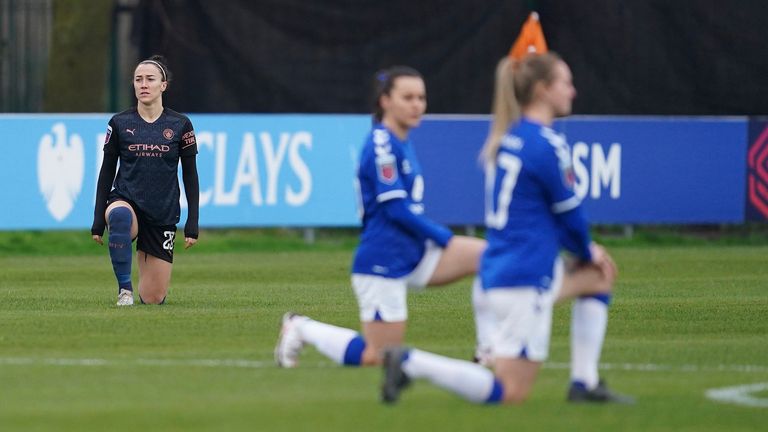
(376, 154, 398, 185)
(545, 129, 575, 189)
(105, 126, 112, 143)
(557, 154, 576, 190)
(163, 128, 175, 140)
(562, 166, 576, 188)
(557, 151, 576, 189)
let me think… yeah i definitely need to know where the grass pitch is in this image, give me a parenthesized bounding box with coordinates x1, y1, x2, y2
(0, 231, 766, 431)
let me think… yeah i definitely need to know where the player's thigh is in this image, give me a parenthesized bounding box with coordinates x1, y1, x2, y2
(428, 235, 486, 286)
(105, 200, 139, 239)
(487, 287, 555, 362)
(137, 251, 173, 300)
(485, 289, 547, 399)
(352, 274, 408, 364)
(558, 262, 612, 302)
(352, 274, 409, 323)
(136, 222, 176, 264)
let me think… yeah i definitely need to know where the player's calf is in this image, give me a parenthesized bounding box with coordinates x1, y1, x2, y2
(108, 207, 133, 298)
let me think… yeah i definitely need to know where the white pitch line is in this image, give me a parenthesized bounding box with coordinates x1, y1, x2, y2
(135, 358, 275, 368)
(706, 382, 768, 408)
(1, 357, 768, 373)
(0, 357, 348, 369)
(545, 362, 768, 374)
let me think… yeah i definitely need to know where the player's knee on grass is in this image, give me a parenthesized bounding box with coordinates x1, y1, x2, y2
(501, 384, 532, 405)
(139, 292, 166, 304)
(361, 345, 384, 366)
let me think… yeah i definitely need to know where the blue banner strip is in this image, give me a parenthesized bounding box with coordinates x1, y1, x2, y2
(0, 114, 749, 230)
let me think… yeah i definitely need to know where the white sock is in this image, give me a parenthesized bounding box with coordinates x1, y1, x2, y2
(570, 298, 608, 389)
(402, 349, 498, 403)
(472, 278, 494, 359)
(299, 320, 358, 365)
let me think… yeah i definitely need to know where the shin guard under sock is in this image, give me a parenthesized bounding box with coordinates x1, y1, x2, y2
(108, 207, 133, 293)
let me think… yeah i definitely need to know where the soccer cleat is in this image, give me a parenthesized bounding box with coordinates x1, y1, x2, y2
(274, 312, 307, 368)
(567, 380, 635, 404)
(116, 289, 134, 306)
(381, 347, 411, 404)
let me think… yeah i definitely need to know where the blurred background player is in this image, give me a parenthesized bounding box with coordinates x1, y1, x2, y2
(275, 66, 486, 368)
(91, 55, 200, 306)
(379, 52, 633, 405)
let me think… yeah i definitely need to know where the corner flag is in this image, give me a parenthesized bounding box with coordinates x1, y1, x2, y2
(508, 12, 548, 61)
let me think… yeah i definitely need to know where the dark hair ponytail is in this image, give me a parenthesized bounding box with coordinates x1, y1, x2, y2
(371, 65, 422, 123)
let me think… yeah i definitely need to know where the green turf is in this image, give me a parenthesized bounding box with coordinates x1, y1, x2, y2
(0, 236, 766, 431)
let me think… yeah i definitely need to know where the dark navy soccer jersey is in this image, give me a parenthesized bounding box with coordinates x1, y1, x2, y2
(101, 107, 197, 226)
(481, 117, 592, 291)
(352, 124, 450, 278)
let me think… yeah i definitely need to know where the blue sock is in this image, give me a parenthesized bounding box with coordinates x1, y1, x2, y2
(485, 379, 504, 404)
(570, 381, 589, 390)
(342, 335, 366, 366)
(583, 293, 612, 305)
(108, 207, 133, 293)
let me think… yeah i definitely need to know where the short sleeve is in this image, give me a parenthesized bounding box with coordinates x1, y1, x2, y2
(180, 117, 198, 157)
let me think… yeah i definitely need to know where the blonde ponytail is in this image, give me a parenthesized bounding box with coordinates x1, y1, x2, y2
(481, 57, 520, 164)
(480, 53, 563, 164)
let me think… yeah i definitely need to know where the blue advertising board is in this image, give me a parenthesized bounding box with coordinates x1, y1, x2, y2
(0, 114, 752, 230)
(410, 116, 487, 225)
(416, 116, 748, 225)
(0, 114, 368, 230)
(556, 117, 747, 223)
(2, 114, 110, 230)
(188, 115, 368, 227)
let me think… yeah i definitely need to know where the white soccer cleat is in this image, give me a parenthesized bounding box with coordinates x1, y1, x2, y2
(116, 289, 134, 306)
(274, 312, 308, 368)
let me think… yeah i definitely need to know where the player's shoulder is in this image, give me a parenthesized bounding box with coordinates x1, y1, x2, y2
(505, 119, 545, 156)
(110, 107, 138, 123)
(362, 125, 400, 158)
(163, 108, 192, 125)
(365, 125, 391, 146)
(522, 121, 568, 159)
(539, 125, 567, 149)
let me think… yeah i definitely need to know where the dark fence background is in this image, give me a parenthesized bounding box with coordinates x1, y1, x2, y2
(0, 0, 52, 112)
(128, 0, 766, 115)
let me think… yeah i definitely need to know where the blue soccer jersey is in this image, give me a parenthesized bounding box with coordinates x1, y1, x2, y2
(481, 117, 592, 291)
(352, 124, 452, 278)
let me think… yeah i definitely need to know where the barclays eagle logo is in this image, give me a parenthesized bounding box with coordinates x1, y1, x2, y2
(37, 123, 85, 221)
